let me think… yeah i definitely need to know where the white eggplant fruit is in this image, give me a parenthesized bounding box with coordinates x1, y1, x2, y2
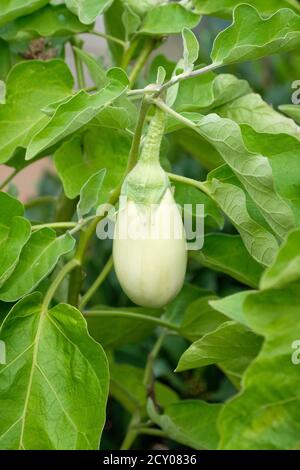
(113, 188, 187, 308)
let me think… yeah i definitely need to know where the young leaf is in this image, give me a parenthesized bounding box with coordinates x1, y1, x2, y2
(177, 322, 262, 383)
(191, 234, 263, 288)
(0, 230, 75, 302)
(208, 179, 279, 266)
(0, 293, 109, 449)
(26, 72, 128, 160)
(65, 0, 113, 25)
(72, 47, 108, 89)
(140, 4, 201, 35)
(211, 5, 300, 66)
(54, 128, 131, 202)
(147, 399, 222, 450)
(260, 229, 300, 290)
(182, 28, 199, 71)
(219, 284, 300, 449)
(0, 60, 74, 164)
(0, 5, 90, 40)
(0, 193, 31, 288)
(77, 169, 106, 219)
(0, 0, 48, 26)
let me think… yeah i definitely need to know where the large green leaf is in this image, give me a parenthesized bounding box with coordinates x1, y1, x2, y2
(54, 127, 131, 201)
(210, 291, 253, 328)
(177, 322, 262, 383)
(140, 3, 201, 35)
(191, 234, 264, 288)
(0, 60, 74, 164)
(219, 283, 300, 449)
(211, 5, 300, 65)
(147, 399, 222, 450)
(197, 113, 295, 239)
(0, 293, 109, 449)
(193, 0, 300, 18)
(110, 362, 178, 415)
(0, 229, 75, 302)
(0, 5, 90, 40)
(0, 1, 48, 26)
(65, 0, 113, 24)
(260, 229, 300, 290)
(208, 179, 279, 266)
(26, 70, 128, 160)
(218, 93, 300, 137)
(77, 169, 106, 219)
(0, 193, 31, 287)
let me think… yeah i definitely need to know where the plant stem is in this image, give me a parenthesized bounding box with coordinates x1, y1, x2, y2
(125, 98, 151, 172)
(42, 259, 80, 310)
(137, 428, 167, 438)
(32, 222, 77, 231)
(88, 31, 126, 47)
(71, 39, 86, 89)
(129, 39, 155, 87)
(83, 310, 179, 332)
(120, 411, 140, 450)
(0, 169, 18, 190)
(143, 332, 166, 399)
(121, 39, 139, 70)
(79, 256, 113, 310)
(167, 172, 211, 197)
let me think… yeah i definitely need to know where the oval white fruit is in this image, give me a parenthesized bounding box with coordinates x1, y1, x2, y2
(113, 189, 187, 308)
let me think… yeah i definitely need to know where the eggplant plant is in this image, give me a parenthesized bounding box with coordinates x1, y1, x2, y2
(0, 0, 300, 451)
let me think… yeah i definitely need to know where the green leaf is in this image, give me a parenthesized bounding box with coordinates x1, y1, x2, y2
(147, 399, 222, 450)
(197, 113, 295, 239)
(173, 180, 224, 230)
(177, 322, 262, 382)
(182, 28, 199, 71)
(180, 295, 227, 342)
(0, 230, 75, 302)
(211, 5, 300, 65)
(208, 179, 279, 266)
(218, 284, 300, 449)
(210, 291, 253, 328)
(260, 229, 300, 290)
(77, 169, 106, 219)
(279, 104, 300, 124)
(163, 284, 210, 327)
(218, 93, 299, 137)
(0, 193, 31, 287)
(122, 4, 141, 40)
(174, 72, 252, 113)
(140, 4, 201, 36)
(110, 362, 178, 415)
(54, 128, 131, 201)
(26, 72, 128, 160)
(191, 234, 263, 288)
(72, 47, 107, 88)
(65, 0, 113, 24)
(0, 60, 74, 164)
(85, 307, 163, 348)
(193, 0, 300, 18)
(0, 293, 109, 449)
(0, 5, 90, 40)
(0, 0, 48, 26)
